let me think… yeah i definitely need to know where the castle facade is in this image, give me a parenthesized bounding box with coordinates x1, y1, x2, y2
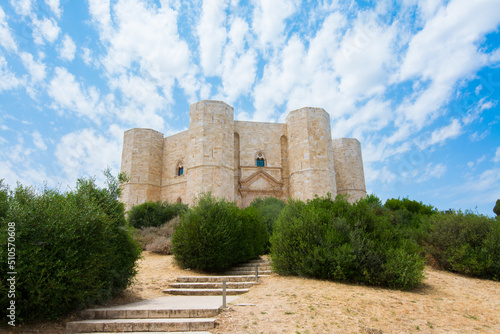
(120, 100, 366, 209)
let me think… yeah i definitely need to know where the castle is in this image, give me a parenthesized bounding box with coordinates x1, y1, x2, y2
(120, 100, 366, 209)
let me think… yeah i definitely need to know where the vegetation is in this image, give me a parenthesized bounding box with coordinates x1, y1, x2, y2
(271, 195, 425, 290)
(423, 210, 500, 280)
(494, 199, 500, 217)
(172, 193, 268, 272)
(136, 217, 180, 255)
(0, 172, 141, 323)
(128, 200, 188, 228)
(250, 196, 287, 252)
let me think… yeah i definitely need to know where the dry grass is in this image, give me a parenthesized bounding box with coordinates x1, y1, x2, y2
(135, 217, 179, 255)
(4, 252, 499, 334)
(214, 268, 500, 334)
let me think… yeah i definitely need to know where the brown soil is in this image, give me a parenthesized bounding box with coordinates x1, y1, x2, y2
(4, 252, 499, 333)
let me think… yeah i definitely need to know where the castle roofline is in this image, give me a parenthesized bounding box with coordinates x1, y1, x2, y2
(285, 106, 329, 122)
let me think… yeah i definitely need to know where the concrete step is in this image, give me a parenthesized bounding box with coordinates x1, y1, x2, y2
(66, 318, 215, 333)
(231, 265, 272, 271)
(79, 332, 212, 334)
(81, 308, 218, 320)
(176, 275, 258, 283)
(225, 270, 272, 275)
(163, 288, 249, 296)
(246, 258, 269, 264)
(169, 282, 254, 289)
(79, 296, 224, 321)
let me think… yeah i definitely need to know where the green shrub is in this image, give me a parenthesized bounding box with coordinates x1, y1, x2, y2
(0, 180, 9, 221)
(128, 201, 188, 228)
(424, 211, 500, 280)
(270, 194, 425, 290)
(384, 197, 436, 216)
(172, 193, 268, 272)
(494, 199, 500, 217)
(250, 197, 287, 252)
(0, 173, 141, 323)
(250, 197, 287, 236)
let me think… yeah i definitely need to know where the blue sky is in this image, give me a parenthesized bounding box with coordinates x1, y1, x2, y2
(0, 0, 499, 216)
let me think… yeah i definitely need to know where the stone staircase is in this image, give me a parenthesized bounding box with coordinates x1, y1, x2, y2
(162, 258, 272, 297)
(66, 258, 272, 333)
(65, 296, 224, 333)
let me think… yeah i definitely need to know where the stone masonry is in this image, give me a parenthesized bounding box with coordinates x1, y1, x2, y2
(120, 100, 367, 210)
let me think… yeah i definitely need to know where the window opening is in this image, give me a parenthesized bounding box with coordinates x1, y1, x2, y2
(256, 153, 265, 167)
(177, 162, 184, 176)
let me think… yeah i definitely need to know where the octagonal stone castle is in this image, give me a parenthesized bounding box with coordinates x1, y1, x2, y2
(120, 100, 366, 210)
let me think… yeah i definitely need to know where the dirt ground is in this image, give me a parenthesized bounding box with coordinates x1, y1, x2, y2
(4, 251, 499, 333)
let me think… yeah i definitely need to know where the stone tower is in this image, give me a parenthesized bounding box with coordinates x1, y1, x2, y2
(286, 107, 337, 202)
(332, 138, 367, 202)
(186, 100, 235, 203)
(120, 128, 164, 206)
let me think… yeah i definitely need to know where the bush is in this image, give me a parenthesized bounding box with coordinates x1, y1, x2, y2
(424, 211, 500, 280)
(0, 172, 141, 323)
(128, 201, 188, 228)
(172, 193, 268, 272)
(270, 194, 425, 290)
(0, 180, 8, 221)
(137, 217, 180, 255)
(250, 197, 287, 237)
(384, 197, 436, 216)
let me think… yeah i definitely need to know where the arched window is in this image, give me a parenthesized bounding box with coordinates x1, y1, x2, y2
(176, 197, 182, 204)
(256, 152, 265, 167)
(177, 161, 184, 176)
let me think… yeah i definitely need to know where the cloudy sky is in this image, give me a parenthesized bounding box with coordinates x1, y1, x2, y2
(0, 0, 499, 215)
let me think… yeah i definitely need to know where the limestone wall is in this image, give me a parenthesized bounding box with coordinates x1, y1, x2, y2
(120, 128, 164, 210)
(186, 100, 235, 205)
(332, 138, 367, 202)
(161, 130, 189, 204)
(286, 107, 336, 202)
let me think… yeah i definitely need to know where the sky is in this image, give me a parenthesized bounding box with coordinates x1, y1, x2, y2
(0, 0, 499, 216)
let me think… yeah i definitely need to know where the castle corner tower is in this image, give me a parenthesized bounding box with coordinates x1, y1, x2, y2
(286, 107, 337, 202)
(186, 100, 235, 205)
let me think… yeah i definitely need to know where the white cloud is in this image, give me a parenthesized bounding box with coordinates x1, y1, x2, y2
(97, 0, 196, 100)
(251, 0, 297, 49)
(470, 130, 489, 142)
(47, 67, 106, 122)
(20, 52, 46, 83)
(417, 0, 444, 21)
(0, 56, 23, 91)
(494, 147, 500, 163)
(417, 162, 447, 182)
(10, 0, 32, 17)
(217, 17, 256, 102)
(425, 119, 462, 147)
(88, 0, 112, 40)
(454, 167, 500, 206)
(58, 34, 76, 61)
(32, 131, 47, 151)
(44, 0, 61, 18)
(109, 74, 166, 128)
(197, 0, 228, 76)
(0, 6, 17, 52)
(397, 0, 500, 127)
(32, 17, 61, 44)
(55, 128, 122, 185)
(82, 47, 93, 65)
